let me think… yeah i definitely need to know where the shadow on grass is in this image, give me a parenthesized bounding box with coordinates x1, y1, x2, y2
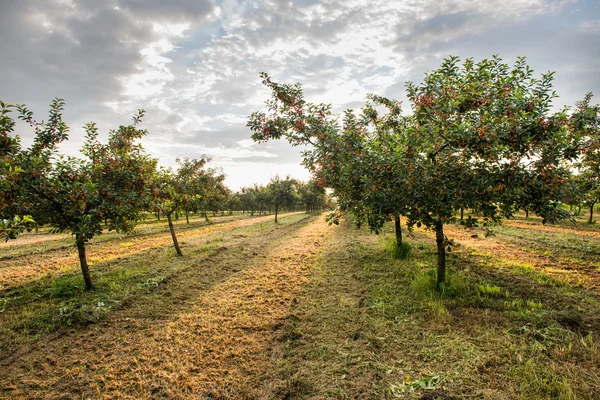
(0, 213, 313, 357)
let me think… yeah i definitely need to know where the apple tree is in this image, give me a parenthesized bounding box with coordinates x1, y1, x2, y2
(267, 175, 299, 223)
(151, 156, 212, 256)
(569, 93, 600, 223)
(404, 56, 576, 286)
(1, 99, 156, 290)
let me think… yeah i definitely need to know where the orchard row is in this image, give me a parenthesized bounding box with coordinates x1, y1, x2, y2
(0, 102, 329, 289)
(248, 55, 600, 288)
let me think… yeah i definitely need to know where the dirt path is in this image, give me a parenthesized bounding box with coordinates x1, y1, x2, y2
(0, 213, 332, 399)
(0, 213, 289, 291)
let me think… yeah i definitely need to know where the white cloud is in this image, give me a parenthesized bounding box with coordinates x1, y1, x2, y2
(1, 0, 597, 192)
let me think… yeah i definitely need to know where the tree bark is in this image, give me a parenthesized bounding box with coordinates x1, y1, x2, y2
(185, 210, 189, 224)
(275, 203, 279, 223)
(76, 235, 94, 290)
(167, 212, 183, 256)
(434, 219, 446, 289)
(590, 202, 595, 224)
(460, 207, 464, 221)
(394, 214, 403, 247)
(204, 208, 209, 222)
(525, 209, 529, 218)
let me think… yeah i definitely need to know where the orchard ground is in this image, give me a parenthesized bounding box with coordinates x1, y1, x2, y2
(0, 211, 599, 399)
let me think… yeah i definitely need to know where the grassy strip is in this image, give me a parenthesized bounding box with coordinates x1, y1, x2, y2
(488, 224, 600, 268)
(0, 213, 309, 355)
(271, 219, 600, 399)
(0, 213, 247, 261)
(0, 213, 302, 291)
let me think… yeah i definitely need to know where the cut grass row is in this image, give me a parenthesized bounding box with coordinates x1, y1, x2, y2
(0, 212, 249, 261)
(432, 220, 600, 294)
(271, 218, 600, 399)
(0, 213, 277, 290)
(0, 212, 326, 399)
(0, 212, 307, 356)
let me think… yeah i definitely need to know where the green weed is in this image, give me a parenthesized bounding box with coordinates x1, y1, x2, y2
(476, 283, 509, 300)
(514, 358, 576, 400)
(49, 275, 84, 298)
(381, 236, 412, 259)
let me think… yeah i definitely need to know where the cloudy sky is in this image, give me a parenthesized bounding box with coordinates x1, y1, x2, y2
(1, 0, 599, 189)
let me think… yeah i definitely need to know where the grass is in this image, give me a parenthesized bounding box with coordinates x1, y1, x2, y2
(489, 223, 600, 266)
(1, 211, 600, 398)
(0, 212, 307, 354)
(0, 212, 328, 399)
(0, 212, 244, 261)
(381, 234, 412, 259)
(269, 218, 600, 399)
(0, 213, 293, 292)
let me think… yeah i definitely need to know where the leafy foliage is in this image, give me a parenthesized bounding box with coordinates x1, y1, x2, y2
(248, 56, 580, 287)
(1, 99, 156, 289)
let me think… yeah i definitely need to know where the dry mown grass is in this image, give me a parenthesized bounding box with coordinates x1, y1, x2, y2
(2, 212, 600, 399)
(0, 213, 262, 290)
(268, 218, 600, 399)
(0, 213, 244, 259)
(503, 219, 600, 239)
(406, 215, 600, 295)
(0, 213, 331, 399)
(0, 213, 303, 354)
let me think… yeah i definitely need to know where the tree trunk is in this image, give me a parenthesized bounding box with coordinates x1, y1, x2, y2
(460, 207, 464, 221)
(525, 209, 529, 218)
(167, 212, 183, 256)
(578, 204, 582, 214)
(76, 235, 94, 290)
(590, 202, 595, 224)
(275, 204, 279, 223)
(434, 219, 446, 288)
(157, 210, 160, 221)
(570, 204, 573, 211)
(185, 210, 189, 224)
(204, 208, 209, 222)
(394, 214, 403, 247)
